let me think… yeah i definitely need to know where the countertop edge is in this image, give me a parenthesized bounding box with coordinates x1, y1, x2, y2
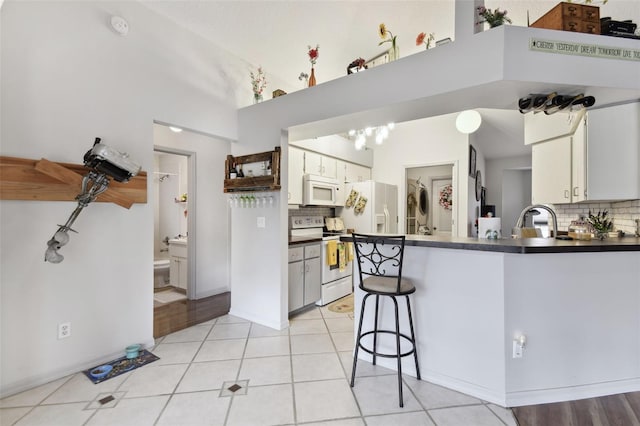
(339, 235, 640, 254)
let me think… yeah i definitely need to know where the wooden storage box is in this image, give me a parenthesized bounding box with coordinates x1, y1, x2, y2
(223, 147, 281, 193)
(531, 2, 600, 35)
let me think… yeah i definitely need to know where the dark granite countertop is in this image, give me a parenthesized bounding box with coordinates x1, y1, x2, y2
(339, 234, 640, 254)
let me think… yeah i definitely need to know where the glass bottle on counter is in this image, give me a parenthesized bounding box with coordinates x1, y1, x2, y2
(568, 217, 591, 240)
(237, 164, 244, 178)
(230, 162, 238, 179)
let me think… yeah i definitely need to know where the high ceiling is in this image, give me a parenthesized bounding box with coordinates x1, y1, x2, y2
(140, 0, 640, 91)
(139, 0, 640, 159)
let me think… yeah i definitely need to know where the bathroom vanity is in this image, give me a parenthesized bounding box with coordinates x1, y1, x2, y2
(343, 235, 640, 408)
(169, 238, 188, 291)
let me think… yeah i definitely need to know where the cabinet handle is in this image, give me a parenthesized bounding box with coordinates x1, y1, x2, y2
(564, 190, 570, 199)
(573, 187, 579, 197)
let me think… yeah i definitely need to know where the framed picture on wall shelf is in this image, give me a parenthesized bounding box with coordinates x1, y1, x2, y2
(469, 145, 477, 177)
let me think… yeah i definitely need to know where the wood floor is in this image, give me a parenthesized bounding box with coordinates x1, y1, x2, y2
(513, 392, 640, 426)
(153, 291, 230, 338)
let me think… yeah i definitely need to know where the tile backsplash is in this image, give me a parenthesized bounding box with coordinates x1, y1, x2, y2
(288, 206, 336, 228)
(555, 199, 640, 235)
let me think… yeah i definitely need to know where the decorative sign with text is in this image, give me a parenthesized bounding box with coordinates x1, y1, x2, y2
(530, 38, 640, 62)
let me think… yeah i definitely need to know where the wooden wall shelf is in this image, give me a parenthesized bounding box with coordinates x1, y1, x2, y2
(0, 156, 147, 209)
(224, 147, 281, 193)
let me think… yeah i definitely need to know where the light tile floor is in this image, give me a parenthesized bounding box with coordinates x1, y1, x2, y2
(0, 304, 517, 426)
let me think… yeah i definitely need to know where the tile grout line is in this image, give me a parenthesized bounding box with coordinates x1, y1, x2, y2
(288, 316, 298, 425)
(152, 318, 218, 425)
(222, 319, 251, 426)
(321, 304, 366, 423)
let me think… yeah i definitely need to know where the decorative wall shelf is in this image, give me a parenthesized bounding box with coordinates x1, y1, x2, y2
(224, 147, 281, 193)
(0, 156, 147, 209)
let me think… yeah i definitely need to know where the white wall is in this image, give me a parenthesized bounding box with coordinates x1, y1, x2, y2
(501, 170, 532, 238)
(373, 114, 469, 237)
(485, 155, 532, 237)
(153, 124, 231, 299)
(0, 1, 241, 396)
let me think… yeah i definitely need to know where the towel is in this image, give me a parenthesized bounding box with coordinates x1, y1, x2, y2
(338, 243, 347, 271)
(326, 240, 338, 266)
(346, 242, 354, 262)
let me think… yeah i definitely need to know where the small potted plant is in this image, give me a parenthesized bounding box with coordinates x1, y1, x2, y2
(587, 210, 613, 240)
(476, 6, 512, 28)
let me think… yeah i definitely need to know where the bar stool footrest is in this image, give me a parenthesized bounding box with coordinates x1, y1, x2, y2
(357, 330, 417, 359)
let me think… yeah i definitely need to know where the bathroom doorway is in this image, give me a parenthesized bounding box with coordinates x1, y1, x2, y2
(152, 122, 232, 337)
(153, 148, 193, 306)
(405, 163, 454, 236)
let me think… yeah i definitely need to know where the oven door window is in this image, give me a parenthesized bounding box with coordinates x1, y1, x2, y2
(312, 185, 334, 202)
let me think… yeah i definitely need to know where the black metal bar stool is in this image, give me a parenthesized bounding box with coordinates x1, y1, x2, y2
(349, 233, 420, 408)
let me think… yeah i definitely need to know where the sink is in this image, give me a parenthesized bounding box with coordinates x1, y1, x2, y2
(169, 238, 187, 245)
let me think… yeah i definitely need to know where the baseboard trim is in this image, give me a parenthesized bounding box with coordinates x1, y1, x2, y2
(356, 350, 640, 408)
(0, 338, 156, 399)
(505, 378, 640, 407)
(194, 285, 229, 300)
(228, 307, 288, 331)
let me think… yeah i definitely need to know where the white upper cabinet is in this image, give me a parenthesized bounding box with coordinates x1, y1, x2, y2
(585, 101, 640, 201)
(532, 135, 572, 205)
(336, 160, 346, 205)
(304, 151, 337, 179)
(524, 110, 584, 145)
(288, 146, 305, 205)
(530, 101, 640, 204)
(345, 162, 371, 183)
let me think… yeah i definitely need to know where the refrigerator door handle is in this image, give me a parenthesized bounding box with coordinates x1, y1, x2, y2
(383, 205, 389, 233)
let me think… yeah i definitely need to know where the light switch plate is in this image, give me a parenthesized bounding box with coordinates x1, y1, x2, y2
(257, 217, 266, 228)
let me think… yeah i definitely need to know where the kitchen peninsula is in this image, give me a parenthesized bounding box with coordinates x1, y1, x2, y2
(342, 235, 640, 407)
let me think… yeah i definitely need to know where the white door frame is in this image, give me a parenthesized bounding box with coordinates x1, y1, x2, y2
(403, 161, 458, 237)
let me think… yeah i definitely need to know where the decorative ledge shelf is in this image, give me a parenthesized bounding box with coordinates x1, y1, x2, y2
(0, 156, 147, 209)
(224, 147, 281, 193)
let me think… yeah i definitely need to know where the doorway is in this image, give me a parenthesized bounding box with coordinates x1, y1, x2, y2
(405, 164, 454, 236)
(431, 178, 453, 235)
(153, 149, 191, 306)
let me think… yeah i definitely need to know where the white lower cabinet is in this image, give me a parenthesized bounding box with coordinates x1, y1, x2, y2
(169, 243, 187, 290)
(288, 243, 321, 312)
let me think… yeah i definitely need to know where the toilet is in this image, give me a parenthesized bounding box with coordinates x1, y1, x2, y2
(154, 258, 170, 288)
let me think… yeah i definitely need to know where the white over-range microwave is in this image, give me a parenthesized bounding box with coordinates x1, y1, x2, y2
(303, 174, 340, 206)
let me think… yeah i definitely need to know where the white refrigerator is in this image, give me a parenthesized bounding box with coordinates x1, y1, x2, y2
(341, 181, 398, 234)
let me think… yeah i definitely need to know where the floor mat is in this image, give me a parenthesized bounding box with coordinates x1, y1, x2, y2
(328, 293, 354, 313)
(83, 350, 159, 384)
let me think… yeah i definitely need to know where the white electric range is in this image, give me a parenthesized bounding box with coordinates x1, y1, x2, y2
(289, 215, 353, 306)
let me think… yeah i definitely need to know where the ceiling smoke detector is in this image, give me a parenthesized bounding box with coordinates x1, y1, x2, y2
(110, 16, 129, 36)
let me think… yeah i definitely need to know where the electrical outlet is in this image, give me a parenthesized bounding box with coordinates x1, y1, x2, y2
(257, 217, 266, 228)
(58, 322, 71, 339)
(512, 339, 524, 358)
